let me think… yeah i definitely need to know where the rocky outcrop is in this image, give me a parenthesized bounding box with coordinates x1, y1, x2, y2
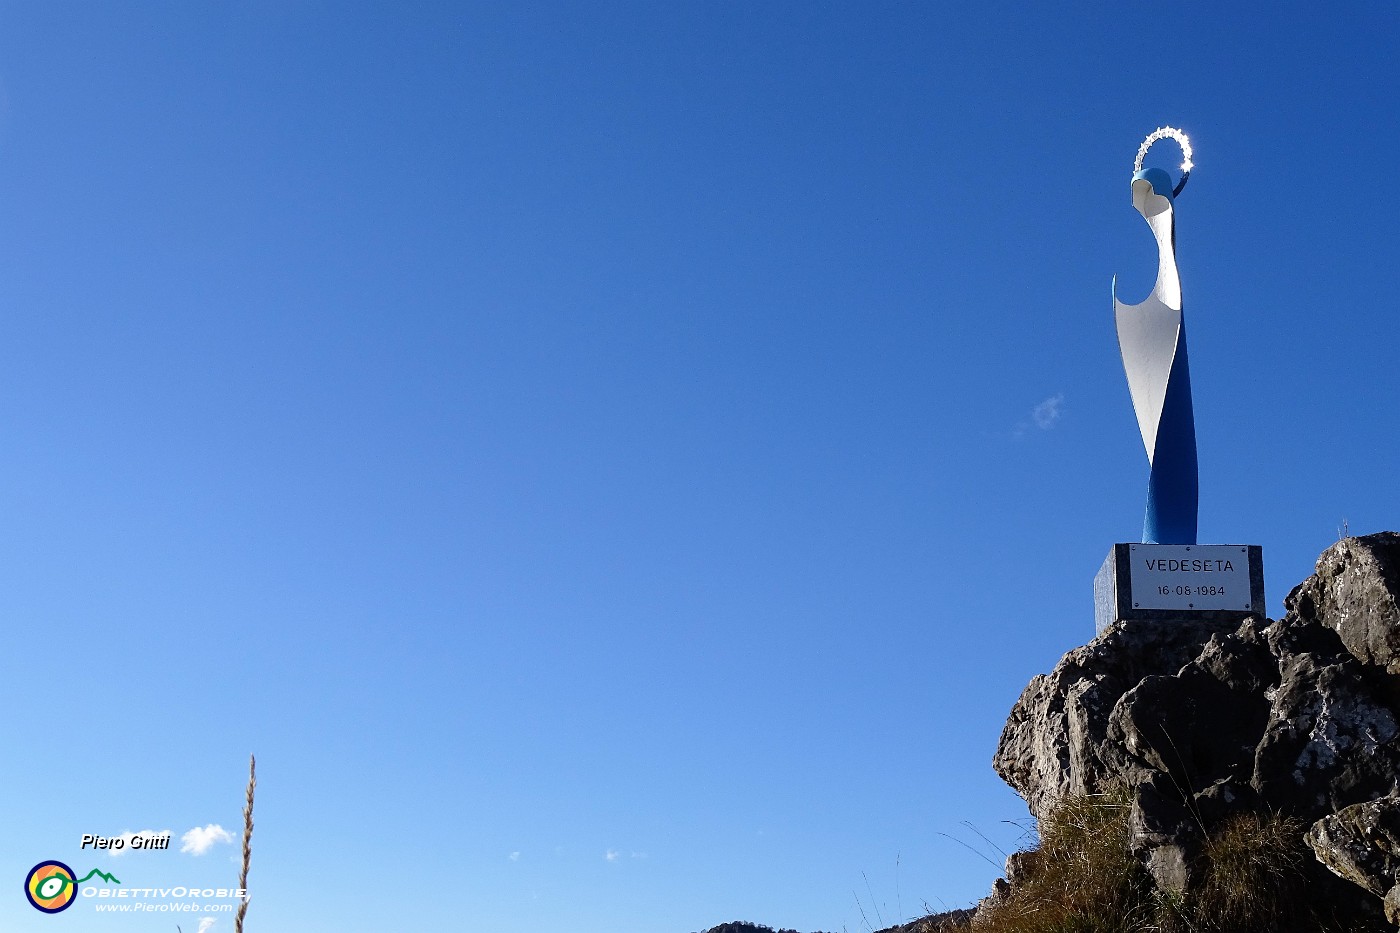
(993, 614, 1243, 822)
(994, 532, 1400, 923)
(1289, 532, 1400, 677)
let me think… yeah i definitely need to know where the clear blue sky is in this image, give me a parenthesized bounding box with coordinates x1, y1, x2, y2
(1, 4, 1396, 932)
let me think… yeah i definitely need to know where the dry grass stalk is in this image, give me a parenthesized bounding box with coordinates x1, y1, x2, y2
(234, 754, 255, 933)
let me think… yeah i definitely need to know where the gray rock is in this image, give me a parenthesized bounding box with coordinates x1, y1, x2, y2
(993, 614, 1241, 822)
(1003, 850, 1038, 886)
(973, 878, 1011, 919)
(1127, 773, 1199, 852)
(1288, 533, 1400, 677)
(1307, 795, 1400, 898)
(1251, 649, 1400, 819)
(1192, 779, 1257, 826)
(1385, 883, 1400, 926)
(1106, 665, 1267, 794)
(1144, 842, 1193, 894)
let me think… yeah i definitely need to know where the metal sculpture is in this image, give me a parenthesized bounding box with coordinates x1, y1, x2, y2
(1113, 128, 1198, 545)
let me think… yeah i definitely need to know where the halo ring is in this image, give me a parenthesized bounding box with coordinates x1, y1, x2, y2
(1134, 127, 1193, 197)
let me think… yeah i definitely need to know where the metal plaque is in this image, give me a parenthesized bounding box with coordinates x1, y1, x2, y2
(1127, 543, 1253, 612)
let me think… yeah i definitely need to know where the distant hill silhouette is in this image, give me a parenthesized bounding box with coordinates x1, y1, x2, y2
(692, 924, 819, 933)
(692, 909, 974, 933)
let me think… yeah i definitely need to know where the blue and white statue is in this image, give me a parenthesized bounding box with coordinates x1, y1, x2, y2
(1113, 128, 1198, 546)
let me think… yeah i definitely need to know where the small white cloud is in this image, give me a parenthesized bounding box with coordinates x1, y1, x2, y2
(605, 849, 620, 862)
(181, 824, 234, 856)
(1032, 393, 1065, 430)
(630, 851, 648, 859)
(508, 851, 521, 862)
(197, 918, 217, 933)
(110, 829, 171, 858)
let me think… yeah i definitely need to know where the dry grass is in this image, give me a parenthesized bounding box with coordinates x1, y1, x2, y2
(972, 790, 1149, 933)
(968, 793, 1373, 933)
(1165, 810, 1308, 933)
(234, 754, 255, 933)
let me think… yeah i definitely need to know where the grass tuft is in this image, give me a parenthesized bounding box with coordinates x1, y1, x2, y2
(967, 794, 1377, 933)
(973, 790, 1149, 933)
(1156, 810, 1309, 933)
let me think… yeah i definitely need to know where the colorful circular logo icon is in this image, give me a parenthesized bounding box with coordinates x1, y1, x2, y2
(25, 861, 78, 913)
